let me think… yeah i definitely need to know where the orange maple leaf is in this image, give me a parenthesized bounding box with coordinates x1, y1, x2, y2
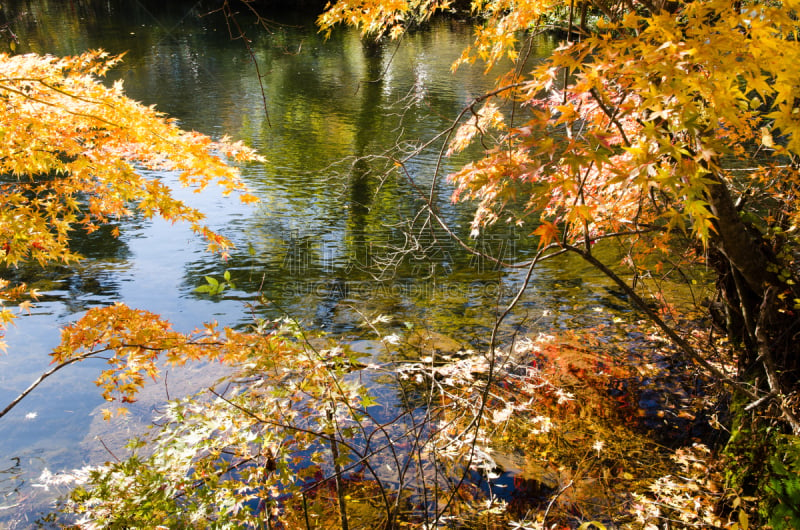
(531, 221, 559, 248)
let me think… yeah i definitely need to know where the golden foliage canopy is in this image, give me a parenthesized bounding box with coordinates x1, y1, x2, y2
(320, 0, 800, 441)
(0, 50, 263, 347)
(321, 0, 800, 251)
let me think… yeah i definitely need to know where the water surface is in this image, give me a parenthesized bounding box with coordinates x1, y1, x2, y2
(0, 2, 690, 523)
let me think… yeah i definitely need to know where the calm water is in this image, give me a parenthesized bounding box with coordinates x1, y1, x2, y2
(0, 1, 692, 523)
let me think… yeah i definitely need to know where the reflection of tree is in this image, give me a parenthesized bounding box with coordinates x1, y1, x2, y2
(4, 0, 251, 131)
(136, 14, 550, 328)
(0, 219, 131, 310)
(179, 19, 546, 327)
(347, 40, 385, 249)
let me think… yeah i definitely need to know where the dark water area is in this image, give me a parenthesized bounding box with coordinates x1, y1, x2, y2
(0, 1, 710, 524)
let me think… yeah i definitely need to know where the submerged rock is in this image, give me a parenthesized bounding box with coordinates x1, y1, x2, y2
(405, 328, 465, 356)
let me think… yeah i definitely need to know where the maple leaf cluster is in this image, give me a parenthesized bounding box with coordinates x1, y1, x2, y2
(0, 50, 263, 348)
(446, 1, 800, 251)
(319, 1, 800, 523)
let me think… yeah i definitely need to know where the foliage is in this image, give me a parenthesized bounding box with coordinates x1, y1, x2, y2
(725, 397, 800, 528)
(52, 314, 508, 527)
(195, 270, 236, 296)
(318, 0, 453, 40)
(0, 50, 261, 350)
(59, 318, 361, 527)
(765, 436, 800, 528)
(3, 0, 800, 526)
(320, 0, 800, 525)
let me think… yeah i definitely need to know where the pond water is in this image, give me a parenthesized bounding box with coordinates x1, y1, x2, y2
(0, 1, 694, 524)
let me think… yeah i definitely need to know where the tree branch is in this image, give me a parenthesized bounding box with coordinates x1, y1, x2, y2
(563, 243, 744, 388)
(0, 350, 98, 419)
(755, 287, 800, 435)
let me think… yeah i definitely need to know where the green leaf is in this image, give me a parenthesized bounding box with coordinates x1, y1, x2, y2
(361, 394, 378, 408)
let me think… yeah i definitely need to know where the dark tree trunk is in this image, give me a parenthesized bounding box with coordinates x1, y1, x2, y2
(706, 174, 776, 295)
(705, 173, 800, 431)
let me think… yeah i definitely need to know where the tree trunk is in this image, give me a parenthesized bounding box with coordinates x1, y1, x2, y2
(706, 174, 776, 295)
(705, 173, 800, 425)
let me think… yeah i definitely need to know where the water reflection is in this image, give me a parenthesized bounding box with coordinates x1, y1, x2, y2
(0, 1, 648, 523)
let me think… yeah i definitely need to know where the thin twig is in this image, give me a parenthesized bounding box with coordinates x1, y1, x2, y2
(96, 436, 121, 463)
(542, 479, 573, 528)
(327, 408, 350, 530)
(755, 287, 800, 434)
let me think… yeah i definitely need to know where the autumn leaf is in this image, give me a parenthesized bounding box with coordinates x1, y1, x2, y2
(0, 50, 263, 269)
(532, 221, 559, 248)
